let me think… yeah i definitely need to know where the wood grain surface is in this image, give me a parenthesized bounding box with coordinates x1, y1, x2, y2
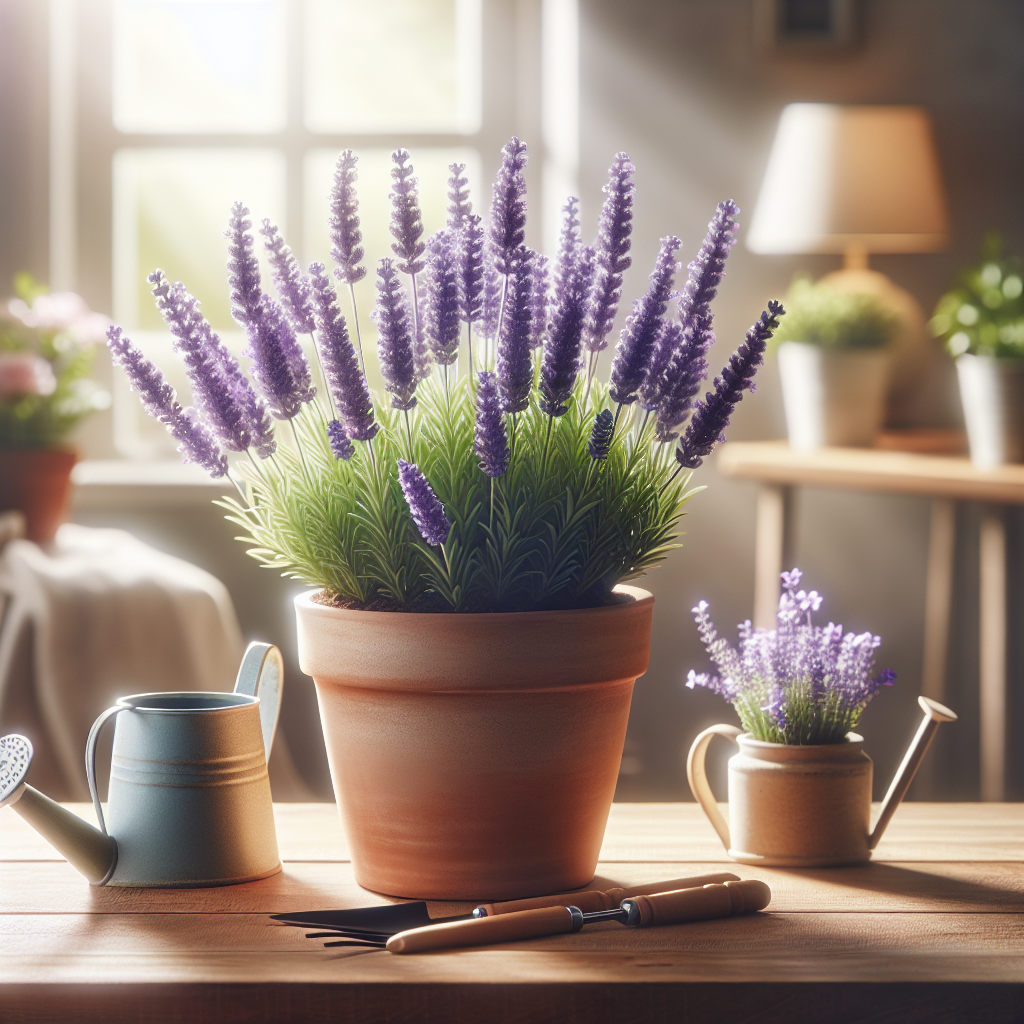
(0, 801, 1021, 1023)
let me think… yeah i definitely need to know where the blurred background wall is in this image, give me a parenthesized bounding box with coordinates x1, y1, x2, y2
(2, 0, 1022, 801)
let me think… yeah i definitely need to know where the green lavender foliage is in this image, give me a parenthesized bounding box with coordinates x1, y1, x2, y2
(222, 375, 696, 611)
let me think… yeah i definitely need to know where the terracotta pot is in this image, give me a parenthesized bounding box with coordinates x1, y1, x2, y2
(295, 585, 654, 900)
(688, 727, 872, 867)
(0, 448, 77, 543)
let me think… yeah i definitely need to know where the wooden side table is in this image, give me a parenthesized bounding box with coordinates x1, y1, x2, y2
(718, 440, 1024, 801)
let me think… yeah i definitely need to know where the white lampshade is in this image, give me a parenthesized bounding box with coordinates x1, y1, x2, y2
(747, 104, 950, 255)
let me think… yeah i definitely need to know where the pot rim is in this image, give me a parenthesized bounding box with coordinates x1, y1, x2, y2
(115, 691, 259, 714)
(956, 351, 1024, 369)
(294, 582, 653, 622)
(737, 731, 864, 749)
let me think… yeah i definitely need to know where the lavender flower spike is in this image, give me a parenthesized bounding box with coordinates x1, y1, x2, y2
(456, 213, 485, 327)
(496, 247, 535, 414)
(588, 409, 614, 461)
(425, 231, 461, 366)
(245, 297, 317, 420)
(372, 259, 418, 411)
(608, 235, 681, 407)
(488, 137, 528, 276)
(308, 262, 378, 441)
(329, 150, 367, 285)
(676, 300, 785, 470)
(585, 153, 635, 353)
(107, 326, 228, 478)
(529, 253, 550, 349)
(327, 420, 354, 461)
(474, 371, 510, 477)
(446, 162, 473, 232)
(389, 149, 426, 276)
(261, 220, 316, 334)
(226, 202, 263, 327)
(398, 459, 451, 546)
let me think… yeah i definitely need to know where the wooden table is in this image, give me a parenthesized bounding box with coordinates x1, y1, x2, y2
(718, 440, 1024, 801)
(1, 801, 1021, 1023)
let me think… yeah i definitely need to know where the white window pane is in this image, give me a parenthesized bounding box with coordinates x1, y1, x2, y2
(304, 0, 481, 134)
(113, 0, 287, 134)
(303, 147, 480, 385)
(113, 147, 287, 331)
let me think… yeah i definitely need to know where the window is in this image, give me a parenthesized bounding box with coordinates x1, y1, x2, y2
(50, 0, 576, 458)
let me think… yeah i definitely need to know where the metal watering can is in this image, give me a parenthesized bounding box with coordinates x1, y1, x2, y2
(0, 642, 283, 887)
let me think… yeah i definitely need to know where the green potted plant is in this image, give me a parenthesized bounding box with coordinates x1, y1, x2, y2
(107, 140, 785, 900)
(0, 275, 111, 541)
(929, 238, 1024, 467)
(773, 276, 901, 450)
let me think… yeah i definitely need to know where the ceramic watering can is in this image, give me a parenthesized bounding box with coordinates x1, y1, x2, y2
(0, 642, 283, 887)
(687, 696, 957, 867)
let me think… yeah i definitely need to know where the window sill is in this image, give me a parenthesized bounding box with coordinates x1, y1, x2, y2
(71, 460, 232, 512)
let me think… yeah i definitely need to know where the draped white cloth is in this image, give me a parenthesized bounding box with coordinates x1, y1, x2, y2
(0, 524, 310, 800)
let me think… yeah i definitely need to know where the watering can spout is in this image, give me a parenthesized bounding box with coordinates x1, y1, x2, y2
(868, 696, 958, 850)
(0, 735, 117, 885)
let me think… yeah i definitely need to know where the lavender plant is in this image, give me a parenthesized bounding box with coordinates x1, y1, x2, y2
(687, 568, 896, 745)
(108, 140, 785, 612)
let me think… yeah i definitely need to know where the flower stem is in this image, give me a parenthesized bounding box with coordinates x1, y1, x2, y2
(289, 418, 312, 482)
(347, 282, 365, 374)
(467, 321, 475, 379)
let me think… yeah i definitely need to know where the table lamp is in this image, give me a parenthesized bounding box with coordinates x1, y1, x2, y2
(748, 103, 950, 422)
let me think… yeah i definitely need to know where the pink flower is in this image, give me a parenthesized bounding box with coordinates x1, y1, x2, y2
(0, 352, 57, 398)
(7, 293, 110, 343)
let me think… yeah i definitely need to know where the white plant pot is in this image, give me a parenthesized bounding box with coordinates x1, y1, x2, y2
(955, 354, 1024, 468)
(777, 342, 891, 451)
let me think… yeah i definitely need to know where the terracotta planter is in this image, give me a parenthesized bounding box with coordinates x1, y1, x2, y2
(688, 728, 872, 867)
(295, 585, 654, 900)
(0, 448, 77, 543)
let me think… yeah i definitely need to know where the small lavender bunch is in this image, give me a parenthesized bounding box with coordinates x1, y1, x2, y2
(646, 201, 740, 438)
(474, 371, 509, 477)
(585, 152, 635, 355)
(398, 459, 450, 546)
(488, 137, 528, 276)
(329, 150, 367, 285)
(307, 262, 377, 441)
(608, 235, 680, 408)
(675, 300, 784, 469)
(372, 259, 418, 411)
(687, 568, 896, 745)
(496, 247, 535, 414)
(106, 326, 227, 477)
(260, 220, 316, 335)
(389, 149, 426, 276)
(424, 231, 461, 368)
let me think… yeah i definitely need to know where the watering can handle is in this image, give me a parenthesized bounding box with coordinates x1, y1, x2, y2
(233, 642, 284, 762)
(85, 705, 125, 838)
(687, 725, 742, 852)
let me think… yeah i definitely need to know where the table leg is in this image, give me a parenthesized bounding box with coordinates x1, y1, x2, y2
(979, 505, 1007, 802)
(754, 485, 794, 630)
(922, 499, 956, 706)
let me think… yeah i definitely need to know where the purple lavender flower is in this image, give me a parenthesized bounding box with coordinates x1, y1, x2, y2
(675, 300, 784, 470)
(686, 568, 895, 745)
(481, 250, 503, 339)
(540, 206, 596, 417)
(329, 150, 367, 286)
(389, 149, 426, 276)
(424, 230, 461, 367)
(455, 213, 485, 327)
(585, 153, 635, 354)
(529, 254, 550, 349)
(608, 235, 680, 407)
(644, 201, 739, 430)
(327, 419, 354, 461)
(260, 220, 316, 334)
(474, 371, 510, 477)
(107, 326, 228, 478)
(226, 202, 263, 328)
(372, 259, 418, 411)
(397, 459, 451, 546)
(587, 409, 614, 461)
(496, 248, 535, 414)
(488, 137, 528, 276)
(308, 262, 378, 441)
(446, 162, 473, 232)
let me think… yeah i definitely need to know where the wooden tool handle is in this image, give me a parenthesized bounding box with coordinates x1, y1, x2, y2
(626, 879, 772, 927)
(477, 872, 740, 916)
(387, 905, 576, 955)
